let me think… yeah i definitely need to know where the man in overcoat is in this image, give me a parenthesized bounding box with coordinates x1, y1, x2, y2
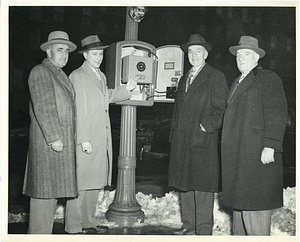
(221, 36, 288, 235)
(22, 31, 78, 233)
(168, 34, 228, 235)
(64, 35, 137, 234)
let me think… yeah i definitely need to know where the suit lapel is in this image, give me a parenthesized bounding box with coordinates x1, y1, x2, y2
(227, 71, 257, 105)
(82, 61, 105, 94)
(184, 64, 210, 99)
(59, 69, 75, 97)
(178, 73, 188, 98)
(42, 59, 75, 98)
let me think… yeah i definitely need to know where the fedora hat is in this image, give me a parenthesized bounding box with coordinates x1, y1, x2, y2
(78, 35, 108, 54)
(181, 34, 212, 52)
(40, 31, 77, 52)
(229, 36, 265, 58)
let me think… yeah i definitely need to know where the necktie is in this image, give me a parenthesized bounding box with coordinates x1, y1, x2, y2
(228, 74, 245, 103)
(186, 68, 196, 92)
(95, 68, 102, 80)
(238, 74, 246, 83)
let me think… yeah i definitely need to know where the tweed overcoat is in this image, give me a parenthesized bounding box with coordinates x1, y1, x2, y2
(23, 58, 78, 199)
(69, 61, 130, 190)
(221, 66, 287, 210)
(168, 63, 228, 192)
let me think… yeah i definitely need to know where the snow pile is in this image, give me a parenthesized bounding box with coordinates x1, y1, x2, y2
(54, 204, 65, 220)
(212, 193, 232, 235)
(212, 187, 296, 236)
(8, 187, 296, 236)
(8, 212, 28, 223)
(92, 190, 182, 228)
(271, 187, 296, 236)
(95, 189, 116, 215)
(133, 191, 182, 228)
(92, 187, 296, 236)
(283, 187, 296, 213)
(93, 189, 119, 228)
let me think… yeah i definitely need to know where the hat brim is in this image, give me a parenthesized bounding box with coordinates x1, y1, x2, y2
(181, 42, 212, 53)
(229, 45, 266, 58)
(40, 40, 77, 52)
(78, 45, 109, 54)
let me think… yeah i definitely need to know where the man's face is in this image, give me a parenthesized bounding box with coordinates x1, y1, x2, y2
(236, 49, 259, 74)
(188, 45, 208, 67)
(84, 49, 104, 69)
(47, 44, 70, 68)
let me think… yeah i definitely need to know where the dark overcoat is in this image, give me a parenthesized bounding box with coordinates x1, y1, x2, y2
(221, 66, 287, 210)
(69, 61, 130, 190)
(168, 63, 228, 192)
(23, 58, 78, 199)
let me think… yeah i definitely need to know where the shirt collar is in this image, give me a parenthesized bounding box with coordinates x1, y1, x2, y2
(192, 62, 206, 72)
(86, 61, 99, 73)
(191, 62, 206, 76)
(47, 57, 62, 71)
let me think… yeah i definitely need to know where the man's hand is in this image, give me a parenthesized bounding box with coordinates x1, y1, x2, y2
(81, 142, 92, 154)
(126, 76, 139, 92)
(261, 147, 275, 164)
(51, 140, 63, 152)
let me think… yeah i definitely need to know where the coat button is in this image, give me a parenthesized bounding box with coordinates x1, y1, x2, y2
(105, 109, 108, 113)
(179, 113, 183, 117)
(106, 126, 108, 129)
(178, 129, 182, 133)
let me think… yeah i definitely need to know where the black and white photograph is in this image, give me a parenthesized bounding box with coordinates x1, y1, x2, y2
(1, 1, 298, 241)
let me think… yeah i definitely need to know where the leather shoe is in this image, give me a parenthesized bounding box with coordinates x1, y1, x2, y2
(172, 228, 196, 235)
(82, 225, 109, 234)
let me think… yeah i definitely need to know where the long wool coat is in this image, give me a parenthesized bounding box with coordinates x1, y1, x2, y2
(69, 61, 130, 191)
(221, 66, 287, 210)
(23, 58, 78, 199)
(168, 64, 228, 192)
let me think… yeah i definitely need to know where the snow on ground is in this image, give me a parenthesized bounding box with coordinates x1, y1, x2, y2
(8, 187, 296, 236)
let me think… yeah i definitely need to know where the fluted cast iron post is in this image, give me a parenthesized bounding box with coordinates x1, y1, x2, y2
(105, 7, 145, 226)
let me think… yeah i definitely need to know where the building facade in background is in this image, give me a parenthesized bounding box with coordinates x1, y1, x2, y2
(9, 6, 296, 127)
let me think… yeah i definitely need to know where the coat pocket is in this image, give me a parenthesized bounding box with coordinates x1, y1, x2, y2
(191, 125, 212, 149)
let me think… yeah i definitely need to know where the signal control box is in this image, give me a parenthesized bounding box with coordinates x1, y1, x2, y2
(106, 41, 184, 106)
(122, 55, 153, 84)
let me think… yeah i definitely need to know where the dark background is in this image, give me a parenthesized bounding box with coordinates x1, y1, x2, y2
(9, 6, 296, 128)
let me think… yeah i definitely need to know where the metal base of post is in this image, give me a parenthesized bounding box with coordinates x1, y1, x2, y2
(106, 156, 145, 226)
(105, 106, 145, 226)
(106, 209, 145, 227)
